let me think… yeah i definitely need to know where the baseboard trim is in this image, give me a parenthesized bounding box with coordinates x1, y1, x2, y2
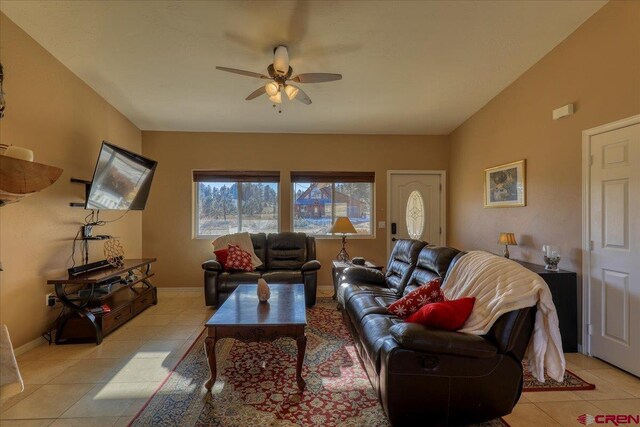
(14, 335, 48, 356)
(156, 286, 333, 295)
(156, 287, 201, 292)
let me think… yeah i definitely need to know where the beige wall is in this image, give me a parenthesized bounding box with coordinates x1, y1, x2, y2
(0, 14, 142, 348)
(3, 0, 637, 349)
(141, 132, 448, 288)
(448, 1, 640, 273)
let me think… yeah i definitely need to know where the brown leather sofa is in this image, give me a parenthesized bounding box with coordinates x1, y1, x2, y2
(202, 232, 321, 307)
(337, 240, 536, 426)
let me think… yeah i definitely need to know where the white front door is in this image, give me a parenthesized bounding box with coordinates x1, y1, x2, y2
(388, 172, 443, 257)
(589, 122, 640, 376)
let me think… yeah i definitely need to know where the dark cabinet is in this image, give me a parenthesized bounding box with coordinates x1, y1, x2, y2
(48, 258, 158, 345)
(515, 260, 578, 352)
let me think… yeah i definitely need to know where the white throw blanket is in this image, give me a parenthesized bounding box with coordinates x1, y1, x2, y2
(212, 232, 262, 268)
(0, 324, 24, 397)
(442, 251, 565, 382)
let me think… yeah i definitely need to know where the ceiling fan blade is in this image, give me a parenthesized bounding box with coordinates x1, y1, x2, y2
(245, 86, 267, 100)
(290, 73, 342, 83)
(294, 86, 312, 105)
(216, 66, 270, 79)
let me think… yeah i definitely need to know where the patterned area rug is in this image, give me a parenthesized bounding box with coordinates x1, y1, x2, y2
(130, 298, 585, 426)
(523, 360, 595, 392)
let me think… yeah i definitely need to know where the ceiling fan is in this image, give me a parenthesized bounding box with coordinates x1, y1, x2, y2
(216, 45, 342, 106)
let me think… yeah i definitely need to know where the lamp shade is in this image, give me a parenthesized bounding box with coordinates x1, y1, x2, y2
(268, 91, 282, 104)
(284, 84, 299, 100)
(330, 217, 357, 234)
(265, 81, 279, 96)
(498, 232, 517, 246)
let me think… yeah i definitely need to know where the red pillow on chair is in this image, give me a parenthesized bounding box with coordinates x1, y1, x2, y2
(214, 248, 229, 266)
(387, 278, 443, 318)
(224, 244, 254, 272)
(405, 297, 476, 331)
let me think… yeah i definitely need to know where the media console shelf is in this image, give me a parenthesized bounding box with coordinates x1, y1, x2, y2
(47, 258, 158, 345)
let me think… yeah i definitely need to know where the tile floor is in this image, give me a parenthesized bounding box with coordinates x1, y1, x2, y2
(1, 288, 639, 427)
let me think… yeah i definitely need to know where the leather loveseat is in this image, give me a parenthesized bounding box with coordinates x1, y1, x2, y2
(202, 232, 321, 307)
(337, 240, 536, 426)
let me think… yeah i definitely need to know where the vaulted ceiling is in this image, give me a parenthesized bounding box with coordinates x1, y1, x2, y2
(1, 0, 606, 134)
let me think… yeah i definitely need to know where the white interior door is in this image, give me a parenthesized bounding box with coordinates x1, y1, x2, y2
(388, 172, 443, 256)
(589, 122, 640, 376)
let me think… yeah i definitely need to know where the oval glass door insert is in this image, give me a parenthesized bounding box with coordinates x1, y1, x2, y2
(406, 190, 425, 240)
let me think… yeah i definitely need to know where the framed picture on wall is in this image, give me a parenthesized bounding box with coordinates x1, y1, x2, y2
(484, 160, 526, 208)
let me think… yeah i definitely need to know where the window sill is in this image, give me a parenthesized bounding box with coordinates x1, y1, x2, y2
(194, 233, 376, 240)
(312, 234, 376, 240)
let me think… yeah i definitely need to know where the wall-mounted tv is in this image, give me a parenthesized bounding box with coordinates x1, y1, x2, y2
(85, 142, 157, 210)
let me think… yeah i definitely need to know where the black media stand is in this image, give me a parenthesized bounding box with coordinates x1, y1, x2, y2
(47, 258, 158, 345)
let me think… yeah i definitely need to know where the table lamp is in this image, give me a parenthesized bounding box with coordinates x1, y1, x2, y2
(330, 217, 357, 262)
(498, 232, 517, 259)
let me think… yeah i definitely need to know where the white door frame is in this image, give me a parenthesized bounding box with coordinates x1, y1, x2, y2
(386, 170, 447, 259)
(581, 114, 640, 355)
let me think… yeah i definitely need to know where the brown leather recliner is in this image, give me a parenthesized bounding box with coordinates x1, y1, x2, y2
(338, 241, 536, 426)
(202, 232, 321, 307)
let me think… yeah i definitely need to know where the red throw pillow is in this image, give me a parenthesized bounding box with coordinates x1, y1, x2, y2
(214, 248, 229, 266)
(387, 278, 443, 318)
(225, 244, 254, 272)
(405, 297, 476, 331)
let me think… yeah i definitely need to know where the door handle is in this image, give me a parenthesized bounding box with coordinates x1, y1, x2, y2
(391, 223, 397, 234)
(392, 237, 397, 242)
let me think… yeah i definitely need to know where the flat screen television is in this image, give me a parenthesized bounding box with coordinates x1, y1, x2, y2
(85, 142, 157, 210)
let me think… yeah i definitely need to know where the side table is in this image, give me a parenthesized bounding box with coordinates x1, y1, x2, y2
(332, 260, 384, 300)
(514, 260, 578, 352)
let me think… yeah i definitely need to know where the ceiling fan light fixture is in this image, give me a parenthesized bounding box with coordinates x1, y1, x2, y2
(265, 81, 279, 97)
(268, 92, 282, 104)
(217, 44, 341, 108)
(284, 85, 299, 101)
(273, 45, 289, 75)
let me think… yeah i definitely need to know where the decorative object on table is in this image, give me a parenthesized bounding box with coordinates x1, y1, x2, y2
(103, 238, 125, 267)
(330, 216, 357, 262)
(257, 278, 271, 302)
(542, 245, 561, 271)
(351, 256, 365, 266)
(484, 160, 526, 208)
(497, 232, 518, 258)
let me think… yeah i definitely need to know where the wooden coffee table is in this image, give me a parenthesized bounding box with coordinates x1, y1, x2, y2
(204, 284, 307, 391)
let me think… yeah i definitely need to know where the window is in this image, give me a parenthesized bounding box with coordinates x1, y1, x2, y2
(193, 171, 279, 237)
(406, 190, 425, 240)
(291, 171, 374, 236)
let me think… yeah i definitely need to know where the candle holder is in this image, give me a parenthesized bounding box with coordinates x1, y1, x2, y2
(542, 245, 561, 271)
